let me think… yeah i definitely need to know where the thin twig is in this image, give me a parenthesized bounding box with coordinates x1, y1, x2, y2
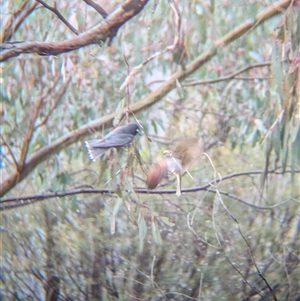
(35, 0, 79, 35)
(183, 62, 271, 86)
(34, 76, 71, 129)
(206, 189, 287, 210)
(18, 84, 53, 166)
(83, 0, 108, 18)
(119, 0, 181, 91)
(0, 133, 20, 169)
(1, 1, 39, 43)
(65, 267, 89, 297)
(237, 223, 279, 300)
(119, 257, 170, 301)
(225, 256, 268, 300)
(206, 155, 274, 300)
(235, 76, 270, 80)
(187, 211, 221, 249)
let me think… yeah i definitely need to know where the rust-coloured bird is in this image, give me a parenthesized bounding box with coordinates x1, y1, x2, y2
(146, 138, 203, 196)
(146, 159, 169, 190)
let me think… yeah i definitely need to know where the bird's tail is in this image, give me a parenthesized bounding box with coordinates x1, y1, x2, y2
(85, 140, 108, 160)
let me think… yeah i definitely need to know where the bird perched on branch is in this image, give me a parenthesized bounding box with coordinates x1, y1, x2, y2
(85, 122, 140, 160)
(146, 138, 202, 196)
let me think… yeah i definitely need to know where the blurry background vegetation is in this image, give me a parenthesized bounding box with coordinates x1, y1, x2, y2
(1, 0, 299, 300)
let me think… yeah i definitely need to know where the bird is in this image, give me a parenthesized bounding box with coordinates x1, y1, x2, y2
(146, 156, 182, 189)
(85, 122, 140, 160)
(162, 150, 183, 196)
(146, 138, 202, 196)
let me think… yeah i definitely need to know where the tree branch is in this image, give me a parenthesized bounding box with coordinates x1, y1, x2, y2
(34, 76, 71, 129)
(1, 1, 39, 43)
(18, 75, 65, 168)
(36, 0, 79, 35)
(0, 0, 150, 62)
(18, 85, 52, 167)
(0, 133, 20, 169)
(83, 0, 108, 19)
(183, 62, 272, 86)
(1, 169, 298, 210)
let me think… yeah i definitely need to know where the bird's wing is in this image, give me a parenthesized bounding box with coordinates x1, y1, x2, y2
(104, 134, 134, 147)
(86, 134, 133, 149)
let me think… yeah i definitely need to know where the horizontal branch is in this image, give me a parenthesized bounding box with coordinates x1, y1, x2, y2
(1, 169, 298, 211)
(0, 0, 149, 62)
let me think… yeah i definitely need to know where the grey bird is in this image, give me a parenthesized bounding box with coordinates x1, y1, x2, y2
(85, 122, 140, 160)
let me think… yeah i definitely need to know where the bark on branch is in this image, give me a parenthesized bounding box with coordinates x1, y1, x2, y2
(0, 0, 149, 62)
(1, 169, 297, 211)
(1, 1, 39, 43)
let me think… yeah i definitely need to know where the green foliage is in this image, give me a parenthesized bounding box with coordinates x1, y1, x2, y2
(1, 0, 299, 300)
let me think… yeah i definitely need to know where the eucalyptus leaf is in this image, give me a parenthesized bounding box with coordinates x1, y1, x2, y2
(151, 222, 162, 245)
(138, 215, 147, 241)
(113, 98, 126, 127)
(151, 120, 158, 134)
(151, 221, 157, 242)
(291, 124, 300, 171)
(160, 216, 175, 227)
(110, 214, 116, 235)
(112, 198, 123, 216)
(71, 196, 78, 212)
(271, 41, 284, 103)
